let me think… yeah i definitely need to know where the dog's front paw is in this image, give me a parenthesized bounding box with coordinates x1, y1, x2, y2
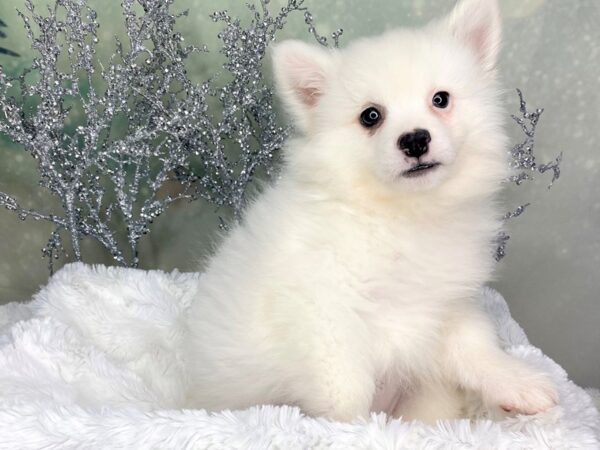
(484, 369, 558, 415)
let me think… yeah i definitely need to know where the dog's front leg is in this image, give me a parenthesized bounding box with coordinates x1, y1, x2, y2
(442, 307, 558, 415)
(288, 316, 375, 422)
(298, 358, 375, 422)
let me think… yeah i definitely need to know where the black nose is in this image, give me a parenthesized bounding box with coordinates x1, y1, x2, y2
(398, 129, 431, 158)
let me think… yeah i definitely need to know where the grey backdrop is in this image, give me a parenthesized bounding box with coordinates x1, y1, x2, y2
(0, 0, 598, 388)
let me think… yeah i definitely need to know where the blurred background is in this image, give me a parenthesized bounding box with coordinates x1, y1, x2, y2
(0, 0, 598, 388)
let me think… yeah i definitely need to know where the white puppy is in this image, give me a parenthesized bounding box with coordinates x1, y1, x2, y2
(184, 0, 558, 423)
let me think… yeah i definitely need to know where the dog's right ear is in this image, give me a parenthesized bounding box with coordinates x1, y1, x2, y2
(271, 40, 334, 132)
(444, 0, 502, 73)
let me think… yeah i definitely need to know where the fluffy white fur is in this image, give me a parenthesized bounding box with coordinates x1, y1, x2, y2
(184, 0, 558, 422)
(0, 265, 598, 449)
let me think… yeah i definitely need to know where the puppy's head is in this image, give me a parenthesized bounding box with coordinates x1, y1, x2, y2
(272, 0, 509, 205)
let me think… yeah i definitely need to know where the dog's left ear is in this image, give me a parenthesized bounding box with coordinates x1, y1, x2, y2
(445, 0, 502, 72)
(271, 40, 335, 132)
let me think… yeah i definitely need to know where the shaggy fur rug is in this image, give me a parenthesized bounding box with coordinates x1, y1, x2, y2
(0, 263, 597, 449)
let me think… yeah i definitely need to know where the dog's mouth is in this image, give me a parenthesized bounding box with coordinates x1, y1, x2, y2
(402, 162, 441, 178)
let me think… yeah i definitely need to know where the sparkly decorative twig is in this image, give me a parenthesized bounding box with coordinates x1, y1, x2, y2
(302, 10, 343, 47)
(509, 88, 562, 188)
(495, 90, 563, 261)
(0, 0, 340, 272)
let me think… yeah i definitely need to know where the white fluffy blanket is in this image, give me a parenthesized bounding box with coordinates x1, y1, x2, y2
(0, 263, 597, 449)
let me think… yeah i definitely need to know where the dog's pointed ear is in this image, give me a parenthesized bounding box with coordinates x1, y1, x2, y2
(272, 40, 334, 132)
(445, 0, 502, 72)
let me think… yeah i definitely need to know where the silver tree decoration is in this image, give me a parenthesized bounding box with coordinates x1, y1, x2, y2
(496, 89, 563, 261)
(508, 88, 562, 188)
(0, 0, 341, 272)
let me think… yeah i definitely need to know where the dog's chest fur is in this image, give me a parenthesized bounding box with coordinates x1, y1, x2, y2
(307, 199, 494, 306)
(316, 206, 494, 412)
(305, 201, 492, 346)
(276, 196, 495, 342)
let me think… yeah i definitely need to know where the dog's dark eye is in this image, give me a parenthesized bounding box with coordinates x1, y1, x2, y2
(360, 107, 382, 128)
(432, 91, 450, 109)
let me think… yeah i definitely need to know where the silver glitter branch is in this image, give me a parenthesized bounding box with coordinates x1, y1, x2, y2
(509, 88, 562, 188)
(495, 89, 563, 261)
(0, 0, 340, 272)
